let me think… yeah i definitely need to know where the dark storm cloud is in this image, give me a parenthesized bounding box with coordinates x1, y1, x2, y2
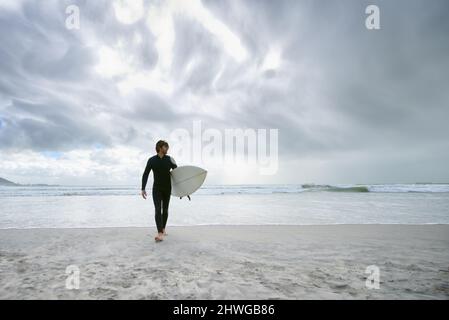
(0, 0, 159, 151)
(125, 89, 178, 122)
(0, 0, 448, 183)
(75, 1, 158, 70)
(307, 1, 449, 117)
(170, 15, 223, 95)
(0, 98, 113, 151)
(200, 0, 449, 160)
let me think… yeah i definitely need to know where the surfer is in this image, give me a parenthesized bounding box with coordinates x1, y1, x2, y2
(141, 140, 177, 242)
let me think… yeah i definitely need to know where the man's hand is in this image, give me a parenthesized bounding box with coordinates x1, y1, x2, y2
(141, 190, 147, 199)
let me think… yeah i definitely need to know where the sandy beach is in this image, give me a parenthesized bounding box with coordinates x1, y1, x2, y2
(0, 224, 448, 299)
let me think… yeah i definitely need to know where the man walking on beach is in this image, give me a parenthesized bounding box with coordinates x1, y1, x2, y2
(141, 140, 177, 242)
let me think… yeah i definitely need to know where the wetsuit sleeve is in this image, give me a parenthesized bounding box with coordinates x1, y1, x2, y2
(141, 158, 152, 190)
(169, 156, 177, 169)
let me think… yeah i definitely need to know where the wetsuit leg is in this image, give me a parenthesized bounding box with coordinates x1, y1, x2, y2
(152, 188, 163, 233)
(161, 188, 171, 230)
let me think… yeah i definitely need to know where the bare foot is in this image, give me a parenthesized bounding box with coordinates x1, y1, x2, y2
(155, 232, 164, 242)
(162, 229, 168, 236)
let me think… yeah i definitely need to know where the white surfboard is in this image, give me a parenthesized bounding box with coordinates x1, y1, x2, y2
(170, 165, 207, 197)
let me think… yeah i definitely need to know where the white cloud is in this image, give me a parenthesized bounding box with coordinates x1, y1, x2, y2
(95, 45, 133, 77)
(167, 0, 248, 62)
(0, 0, 25, 11)
(261, 46, 282, 71)
(1, 0, 448, 184)
(147, 3, 175, 73)
(113, 0, 144, 24)
(97, 0, 249, 96)
(0, 146, 146, 185)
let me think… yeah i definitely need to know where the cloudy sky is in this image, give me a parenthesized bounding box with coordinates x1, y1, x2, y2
(0, 0, 448, 186)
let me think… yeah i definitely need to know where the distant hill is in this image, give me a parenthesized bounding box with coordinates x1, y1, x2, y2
(0, 177, 59, 187)
(0, 177, 20, 186)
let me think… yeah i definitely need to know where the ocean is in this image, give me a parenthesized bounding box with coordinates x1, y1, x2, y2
(1, 184, 448, 228)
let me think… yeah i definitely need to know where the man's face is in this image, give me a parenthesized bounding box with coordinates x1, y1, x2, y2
(161, 145, 168, 155)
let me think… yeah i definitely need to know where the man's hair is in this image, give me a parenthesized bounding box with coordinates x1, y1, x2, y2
(155, 140, 169, 152)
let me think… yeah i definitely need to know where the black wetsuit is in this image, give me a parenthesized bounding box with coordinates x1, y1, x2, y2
(141, 154, 177, 233)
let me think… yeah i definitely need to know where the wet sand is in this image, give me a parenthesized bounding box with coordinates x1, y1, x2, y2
(0, 225, 448, 299)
